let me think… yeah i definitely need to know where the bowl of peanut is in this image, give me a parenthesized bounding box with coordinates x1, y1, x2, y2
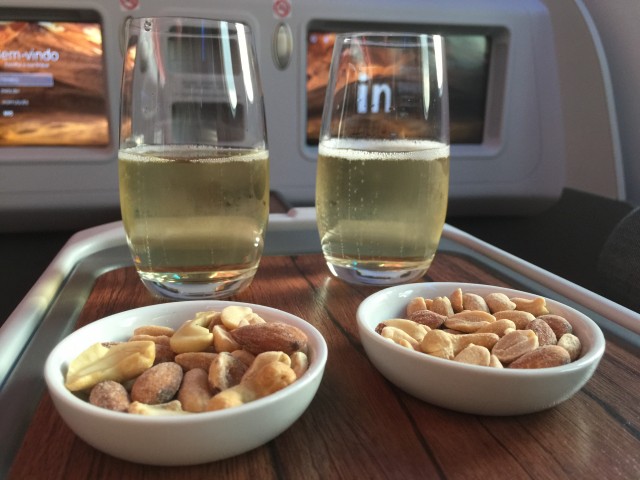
(44, 301, 328, 465)
(356, 282, 605, 415)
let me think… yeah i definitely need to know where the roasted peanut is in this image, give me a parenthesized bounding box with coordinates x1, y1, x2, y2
(484, 293, 516, 313)
(408, 309, 446, 329)
(489, 354, 503, 368)
(381, 326, 419, 350)
(511, 297, 549, 317)
(494, 310, 536, 329)
(475, 319, 516, 337)
(406, 297, 427, 316)
(421, 330, 499, 359)
(537, 314, 573, 339)
(450, 288, 464, 313)
(527, 319, 557, 346)
(175, 352, 218, 371)
(557, 333, 582, 361)
(462, 293, 490, 312)
(431, 296, 454, 317)
(492, 330, 539, 364)
(153, 344, 176, 365)
(444, 310, 496, 333)
(509, 345, 570, 369)
(381, 318, 429, 342)
(376, 289, 583, 371)
(453, 344, 491, 366)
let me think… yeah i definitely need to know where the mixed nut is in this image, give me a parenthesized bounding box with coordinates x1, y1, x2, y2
(375, 288, 582, 368)
(65, 306, 309, 415)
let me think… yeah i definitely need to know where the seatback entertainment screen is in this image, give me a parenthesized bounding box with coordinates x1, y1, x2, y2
(0, 15, 109, 147)
(306, 29, 491, 145)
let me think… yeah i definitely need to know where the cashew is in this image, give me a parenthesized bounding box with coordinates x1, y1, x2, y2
(207, 361, 296, 411)
(242, 351, 291, 384)
(170, 319, 214, 354)
(65, 341, 155, 392)
(128, 400, 188, 416)
(220, 306, 255, 330)
(178, 368, 212, 413)
(208, 352, 248, 391)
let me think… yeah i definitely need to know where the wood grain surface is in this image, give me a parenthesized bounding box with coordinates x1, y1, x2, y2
(8, 252, 640, 479)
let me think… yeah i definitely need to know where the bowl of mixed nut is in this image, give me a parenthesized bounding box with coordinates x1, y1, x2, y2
(44, 301, 328, 465)
(356, 282, 605, 415)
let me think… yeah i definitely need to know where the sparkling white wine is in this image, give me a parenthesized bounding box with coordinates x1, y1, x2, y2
(316, 139, 449, 283)
(119, 145, 269, 298)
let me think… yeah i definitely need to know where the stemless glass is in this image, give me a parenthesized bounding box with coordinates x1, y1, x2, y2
(316, 32, 449, 286)
(119, 18, 269, 300)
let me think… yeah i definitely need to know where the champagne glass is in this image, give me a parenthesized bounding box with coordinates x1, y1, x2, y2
(119, 17, 269, 300)
(316, 32, 449, 285)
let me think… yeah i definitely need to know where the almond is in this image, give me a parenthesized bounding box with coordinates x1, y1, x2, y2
(230, 322, 308, 355)
(131, 362, 183, 405)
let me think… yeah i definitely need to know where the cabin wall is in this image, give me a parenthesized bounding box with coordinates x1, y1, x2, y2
(540, 0, 627, 203)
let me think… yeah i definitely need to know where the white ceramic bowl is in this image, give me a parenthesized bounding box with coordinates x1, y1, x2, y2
(357, 282, 605, 416)
(44, 301, 328, 465)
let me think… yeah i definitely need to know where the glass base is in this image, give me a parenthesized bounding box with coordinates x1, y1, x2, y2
(325, 261, 428, 286)
(137, 269, 256, 300)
